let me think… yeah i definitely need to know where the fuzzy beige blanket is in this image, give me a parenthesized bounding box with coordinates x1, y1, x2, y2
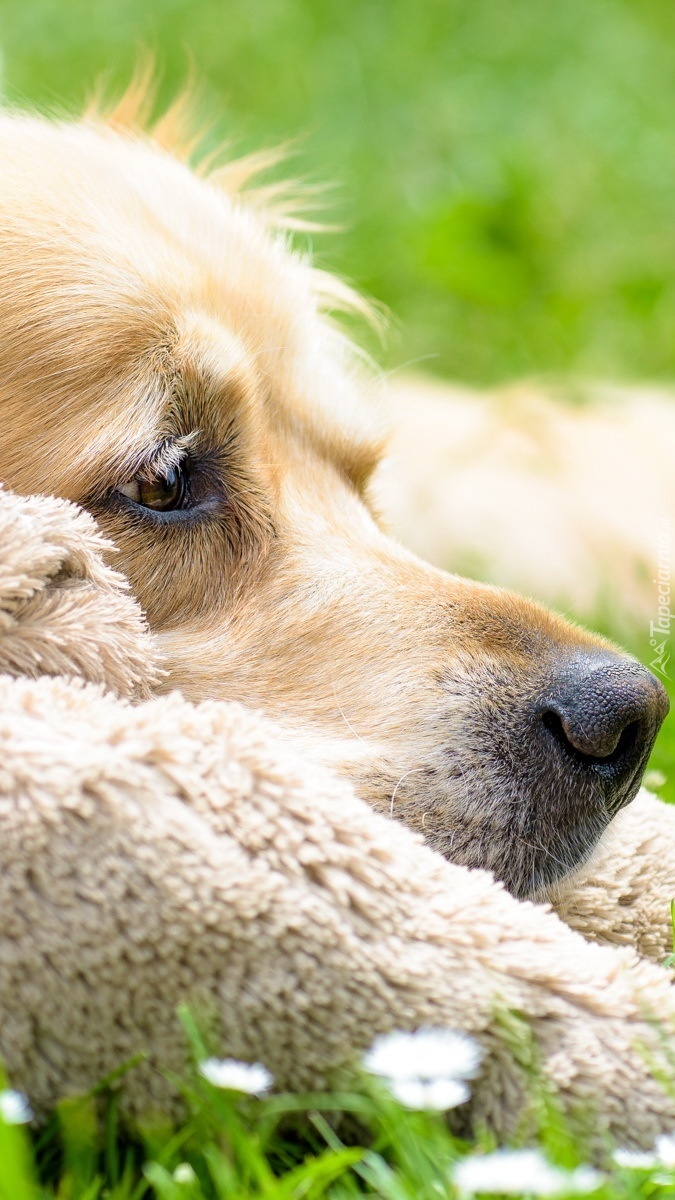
(1, 487, 675, 1148)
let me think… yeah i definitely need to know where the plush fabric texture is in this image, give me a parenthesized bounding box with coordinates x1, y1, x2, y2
(0, 487, 674, 1149)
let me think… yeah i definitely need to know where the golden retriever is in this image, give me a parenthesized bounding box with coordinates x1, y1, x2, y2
(0, 92, 666, 899)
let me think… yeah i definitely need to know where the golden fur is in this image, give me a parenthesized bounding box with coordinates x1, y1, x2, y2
(0, 95, 664, 899)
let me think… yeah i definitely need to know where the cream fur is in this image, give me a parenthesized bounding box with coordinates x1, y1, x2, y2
(0, 485, 674, 1150)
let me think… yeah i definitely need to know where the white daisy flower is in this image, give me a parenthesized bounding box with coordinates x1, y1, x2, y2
(452, 1148, 603, 1196)
(173, 1162, 197, 1184)
(198, 1057, 273, 1095)
(613, 1148, 659, 1169)
(655, 1133, 675, 1167)
(567, 1166, 607, 1193)
(0, 1089, 33, 1125)
(386, 1076, 470, 1111)
(363, 1028, 483, 1082)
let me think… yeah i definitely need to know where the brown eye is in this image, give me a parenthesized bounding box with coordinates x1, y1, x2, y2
(118, 464, 187, 512)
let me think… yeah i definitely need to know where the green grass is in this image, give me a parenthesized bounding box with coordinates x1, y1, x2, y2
(3, 1049, 675, 1200)
(1, 1068, 674, 1199)
(3, 0, 675, 382)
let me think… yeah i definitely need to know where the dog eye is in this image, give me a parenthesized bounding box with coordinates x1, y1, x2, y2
(117, 464, 187, 512)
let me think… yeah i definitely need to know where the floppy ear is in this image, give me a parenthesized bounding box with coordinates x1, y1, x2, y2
(0, 487, 158, 698)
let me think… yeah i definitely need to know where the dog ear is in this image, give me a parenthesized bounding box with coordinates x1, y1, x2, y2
(0, 488, 160, 700)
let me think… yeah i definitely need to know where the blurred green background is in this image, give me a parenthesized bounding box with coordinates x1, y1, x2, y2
(3, 0, 675, 384)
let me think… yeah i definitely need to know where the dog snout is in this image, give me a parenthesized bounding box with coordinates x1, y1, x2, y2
(537, 655, 669, 813)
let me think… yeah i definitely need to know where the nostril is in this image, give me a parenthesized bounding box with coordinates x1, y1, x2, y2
(541, 709, 640, 768)
(536, 654, 668, 809)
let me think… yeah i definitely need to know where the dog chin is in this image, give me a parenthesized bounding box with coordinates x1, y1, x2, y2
(348, 756, 615, 901)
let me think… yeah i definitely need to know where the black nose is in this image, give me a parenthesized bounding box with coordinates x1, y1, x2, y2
(539, 655, 669, 813)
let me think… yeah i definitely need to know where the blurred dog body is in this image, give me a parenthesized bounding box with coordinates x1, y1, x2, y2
(377, 375, 675, 637)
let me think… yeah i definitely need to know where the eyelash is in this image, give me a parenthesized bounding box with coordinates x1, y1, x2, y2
(140, 438, 189, 478)
(111, 437, 234, 526)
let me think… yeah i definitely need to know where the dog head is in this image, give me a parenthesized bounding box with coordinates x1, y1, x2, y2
(0, 104, 666, 898)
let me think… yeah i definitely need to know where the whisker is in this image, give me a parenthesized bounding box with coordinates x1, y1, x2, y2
(382, 353, 441, 379)
(389, 766, 427, 817)
(331, 684, 368, 748)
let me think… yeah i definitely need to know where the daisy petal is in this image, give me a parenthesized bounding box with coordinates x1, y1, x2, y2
(198, 1057, 273, 1095)
(387, 1076, 470, 1110)
(0, 1089, 33, 1125)
(452, 1148, 603, 1196)
(363, 1027, 483, 1082)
